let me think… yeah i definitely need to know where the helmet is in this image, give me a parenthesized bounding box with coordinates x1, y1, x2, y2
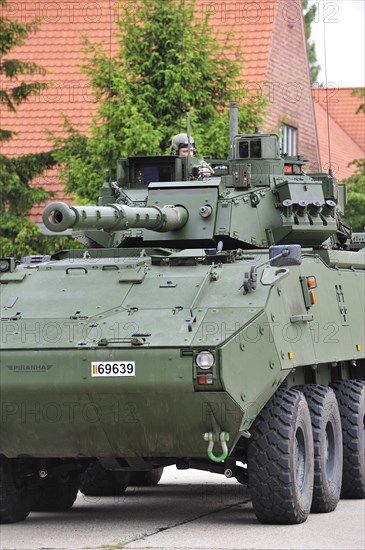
(171, 133, 197, 155)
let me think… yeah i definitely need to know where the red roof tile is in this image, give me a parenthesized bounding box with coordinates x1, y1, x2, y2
(196, 0, 277, 84)
(313, 87, 365, 151)
(1, 0, 118, 157)
(314, 101, 364, 181)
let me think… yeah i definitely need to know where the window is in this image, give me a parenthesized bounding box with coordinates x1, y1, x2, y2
(239, 141, 249, 158)
(250, 140, 262, 158)
(238, 139, 262, 159)
(280, 125, 297, 156)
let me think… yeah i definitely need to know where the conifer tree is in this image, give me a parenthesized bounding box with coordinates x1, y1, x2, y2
(55, 0, 266, 201)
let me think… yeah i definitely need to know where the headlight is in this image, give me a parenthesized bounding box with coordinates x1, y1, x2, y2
(0, 258, 14, 273)
(195, 350, 215, 370)
(0, 260, 10, 272)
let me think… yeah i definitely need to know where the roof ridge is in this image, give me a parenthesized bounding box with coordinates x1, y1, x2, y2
(313, 86, 364, 92)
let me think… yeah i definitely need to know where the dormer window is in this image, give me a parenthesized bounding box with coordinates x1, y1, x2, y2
(280, 125, 297, 156)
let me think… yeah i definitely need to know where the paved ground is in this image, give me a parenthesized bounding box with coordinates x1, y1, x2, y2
(0, 467, 364, 550)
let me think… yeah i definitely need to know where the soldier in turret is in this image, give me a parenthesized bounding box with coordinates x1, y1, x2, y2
(171, 133, 197, 157)
(171, 133, 214, 177)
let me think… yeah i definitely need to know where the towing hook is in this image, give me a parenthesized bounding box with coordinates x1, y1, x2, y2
(203, 431, 230, 462)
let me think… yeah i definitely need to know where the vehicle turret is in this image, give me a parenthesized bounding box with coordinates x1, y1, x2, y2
(43, 132, 346, 250)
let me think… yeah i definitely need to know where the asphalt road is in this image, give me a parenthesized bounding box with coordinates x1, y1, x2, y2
(0, 467, 364, 550)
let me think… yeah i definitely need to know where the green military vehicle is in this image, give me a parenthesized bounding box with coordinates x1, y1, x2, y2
(1, 131, 364, 525)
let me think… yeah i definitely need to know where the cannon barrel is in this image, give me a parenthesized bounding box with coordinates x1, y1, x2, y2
(43, 201, 189, 233)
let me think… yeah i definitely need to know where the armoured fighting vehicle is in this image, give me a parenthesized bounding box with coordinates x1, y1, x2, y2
(1, 129, 364, 525)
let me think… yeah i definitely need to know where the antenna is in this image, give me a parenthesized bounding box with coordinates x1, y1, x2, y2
(186, 111, 191, 178)
(179, 0, 186, 132)
(322, 16, 333, 177)
(106, 0, 113, 183)
(229, 101, 238, 158)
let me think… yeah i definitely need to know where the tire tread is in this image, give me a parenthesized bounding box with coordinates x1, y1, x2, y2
(248, 388, 314, 524)
(331, 379, 365, 499)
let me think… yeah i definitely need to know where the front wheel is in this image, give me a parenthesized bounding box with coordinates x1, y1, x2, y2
(31, 471, 80, 512)
(0, 456, 31, 524)
(248, 388, 314, 524)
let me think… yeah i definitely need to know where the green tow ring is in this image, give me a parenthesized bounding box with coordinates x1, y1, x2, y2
(203, 431, 230, 462)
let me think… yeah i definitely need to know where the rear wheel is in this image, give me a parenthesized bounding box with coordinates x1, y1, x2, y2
(129, 468, 164, 487)
(0, 456, 31, 524)
(80, 462, 130, 497)
(331, 379, 365, 498)
(248, 388, 314, 524)
(301, 385, 342, 512)
(31, 471, 80, 512)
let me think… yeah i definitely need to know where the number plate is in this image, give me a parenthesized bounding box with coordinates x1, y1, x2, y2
(91, 361, 135, 377)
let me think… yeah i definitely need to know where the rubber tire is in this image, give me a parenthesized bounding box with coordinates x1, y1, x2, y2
(31, 472, 80, 512)
(331, 379, 365, 498)
(248, 388, 314, 524)
(301, 385, 343, 513)
(80, 462, 130, 497)
(0, 455, 31, 524)
(129, 468, 164, 487)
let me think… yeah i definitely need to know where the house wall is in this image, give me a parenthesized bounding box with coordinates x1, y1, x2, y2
(264, 0, 320, 171)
